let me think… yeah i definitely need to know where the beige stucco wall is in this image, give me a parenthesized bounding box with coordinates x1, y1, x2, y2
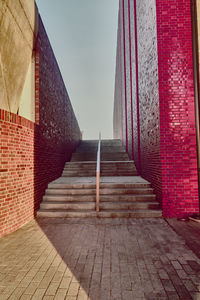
(0, 0, 38, 120)
(18, 57, 35, 121)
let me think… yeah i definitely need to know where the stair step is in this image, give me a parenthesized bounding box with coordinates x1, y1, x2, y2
(64, 170, 137, 172)
(65, 160, 135, 164)
(48, 182, 151, 189)
(64, 166, 137, 169)
(48, 183, 96, 189)
(62, 172, 96, 175)
(46, 189, 96, 195)
(75, 149, 126, 153)
(62, 173, 138, 177)
(37, 210, 97, 218)
(41, 201, 159, 210)
(63, 172, 137, 175)
(46, 188, 154, 196)
(100, 194, 156, 201)
(40, 201, 95, 210)
(43, 194, 155, 202)
(37, 139, 161, 219)
(99, 201, 159, 210)
(37, 209, 162, 218)
(43, 195, 96, 202)
(97, 210, 162, 218)
(100, 189, 153, 195)
(62, 173, 138, 176)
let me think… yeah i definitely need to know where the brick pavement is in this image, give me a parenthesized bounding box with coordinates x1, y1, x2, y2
(167, 218, 200, 261)
(0, 218, 200, 299)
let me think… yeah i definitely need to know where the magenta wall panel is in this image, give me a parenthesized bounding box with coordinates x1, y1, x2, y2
(113, 0, 199, 217)
(156, 0, 199, 217)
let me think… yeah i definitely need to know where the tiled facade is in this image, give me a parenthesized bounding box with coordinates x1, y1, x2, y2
(156, 0, 199, 217)
(114, 0, 199, 217)
(0, 16, 81, 238)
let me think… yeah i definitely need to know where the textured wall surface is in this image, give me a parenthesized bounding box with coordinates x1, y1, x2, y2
(129, 0, 138, 166)
(0, 15, 80, 238)
(120, 0, 127, 149)
(33, 18, 81, 213)
(123, 0, 132, 157)
(113, 16, 122, 140)
(114, 0, 137, 160)
(137, 0, 162, 201)
(114, 3, 124, 143)
(113, 0, 199, 217)
(156, 0, 199, 217)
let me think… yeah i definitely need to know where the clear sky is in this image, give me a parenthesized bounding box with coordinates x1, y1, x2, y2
(36, 0, 119, 140)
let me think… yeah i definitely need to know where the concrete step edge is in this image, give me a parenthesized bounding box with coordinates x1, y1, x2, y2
(48, 183, 151, 189)
(41, 200, 95, 205)
(43, 195, 155, 202)
(46, 189, 153, 194)
(37, 209, 162, 218)
(43, 196, 96, 201)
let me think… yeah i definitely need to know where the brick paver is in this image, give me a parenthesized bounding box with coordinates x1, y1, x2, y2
(0, 218, 200, 299)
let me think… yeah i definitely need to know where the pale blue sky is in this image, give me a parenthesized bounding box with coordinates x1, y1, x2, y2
(36, 0, 119, 139)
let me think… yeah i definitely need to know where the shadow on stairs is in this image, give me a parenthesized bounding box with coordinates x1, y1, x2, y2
(37, 139, 162, 218)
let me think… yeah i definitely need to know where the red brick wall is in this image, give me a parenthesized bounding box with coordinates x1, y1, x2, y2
(114, 0, 161, 198)
(0, 16, 80, 237)
(0, 111, 35, 237)
(156, 0, 199, 217)
(114, 0, 199, 217)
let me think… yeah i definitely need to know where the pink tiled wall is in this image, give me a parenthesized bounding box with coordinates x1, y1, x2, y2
(113, 0, 199, 217)
(156, 0, 199, 217)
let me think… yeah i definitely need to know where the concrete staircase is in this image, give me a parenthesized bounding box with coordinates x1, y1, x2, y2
(62, 161, 137, 177)
(37, 139, 162, 218)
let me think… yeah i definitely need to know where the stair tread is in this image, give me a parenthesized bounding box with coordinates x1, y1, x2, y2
(45, 193, 154, 197)
(38, 208, 162, 214)
(42, 201, 95, 204)
(46, 191, 154, 195)
(42, 200, 157, 204)
(65, 160, 135, 163)
(100, 201, 158, 204)
(37, 139, 160, 219)
(99, 209, 161, 212)
(48, 183, 151, 188)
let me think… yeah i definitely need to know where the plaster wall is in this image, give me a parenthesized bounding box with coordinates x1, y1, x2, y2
(18, 58, 35, 122)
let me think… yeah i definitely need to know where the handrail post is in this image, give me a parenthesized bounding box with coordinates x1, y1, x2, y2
(96, 132, 101, 212)
(96, 171, 100, 212)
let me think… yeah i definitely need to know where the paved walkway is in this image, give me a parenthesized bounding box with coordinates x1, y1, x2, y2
(167, 218, 200, 260)
(0, 218, 200, 300)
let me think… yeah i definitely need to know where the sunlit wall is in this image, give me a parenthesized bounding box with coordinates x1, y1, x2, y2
(114, 0, 199, 217)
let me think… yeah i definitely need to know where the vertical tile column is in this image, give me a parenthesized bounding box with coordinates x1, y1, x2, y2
(156, 0, 199, 217)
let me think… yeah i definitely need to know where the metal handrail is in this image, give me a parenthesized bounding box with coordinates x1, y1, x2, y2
(96, 132, 101, 212)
